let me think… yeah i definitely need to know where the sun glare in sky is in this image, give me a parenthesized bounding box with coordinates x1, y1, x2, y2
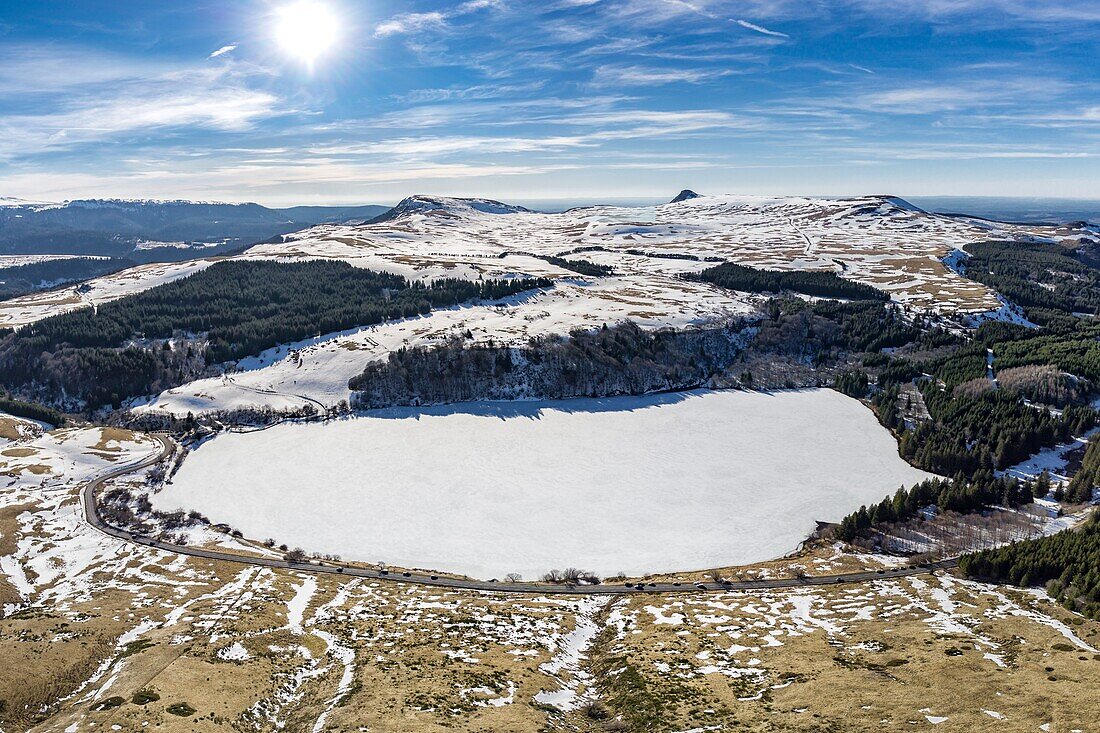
(274, 1, 339, 67)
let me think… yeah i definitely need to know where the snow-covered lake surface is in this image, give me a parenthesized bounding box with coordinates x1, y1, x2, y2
(154, 389, 933, 578)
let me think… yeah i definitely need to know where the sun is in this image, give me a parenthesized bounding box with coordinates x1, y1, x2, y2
(274, 1, 340, 67)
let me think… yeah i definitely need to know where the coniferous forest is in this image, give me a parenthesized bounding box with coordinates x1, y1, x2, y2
(831, 239, 1100, 565)
(1066, 440, 1100, 505)
(835, 473, 1041, 543)
(0, 260, 548, 407)
(0, 392, 65, 426)
(959, 514, 1100, 619)
(691, 261, 889, 301)
(957, 241, 1100, 322)
(348, 320, 747, 408)
(0, 257, 133, 300)
(897, 388, 1095, 475)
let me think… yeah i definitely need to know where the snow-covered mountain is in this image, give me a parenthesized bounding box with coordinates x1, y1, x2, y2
(2, 190, 1091, 416)
(369, 195, 531, 223)
(99, 191, 1086, 417)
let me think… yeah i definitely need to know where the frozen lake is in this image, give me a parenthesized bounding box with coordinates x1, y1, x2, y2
(154, 389, 933, 578)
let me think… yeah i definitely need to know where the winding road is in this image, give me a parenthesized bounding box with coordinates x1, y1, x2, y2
(81, 433, 956, 595)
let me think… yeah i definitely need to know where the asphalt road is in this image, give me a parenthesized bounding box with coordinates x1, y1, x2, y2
(81, 433, 956, 595)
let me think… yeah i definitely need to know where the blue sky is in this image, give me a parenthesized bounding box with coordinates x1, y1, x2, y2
(0, 0, 1098, 205)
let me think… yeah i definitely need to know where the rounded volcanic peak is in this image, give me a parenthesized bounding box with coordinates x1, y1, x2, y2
(829, 194, 928, 221)
(854, 194, 926, 214)
(369, 194, 531, 223)
(669, 189, 702, 203)
(880, 195, 925, 213)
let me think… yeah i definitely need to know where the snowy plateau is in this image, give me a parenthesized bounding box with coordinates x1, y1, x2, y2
(0, 193, 1089, 415)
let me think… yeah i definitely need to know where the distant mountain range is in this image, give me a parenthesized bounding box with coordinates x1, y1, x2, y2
(3, 194, 1095, 266)
(0, 199, 389, 262)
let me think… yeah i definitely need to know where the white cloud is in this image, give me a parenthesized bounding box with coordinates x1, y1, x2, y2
(841, 77, 1074, 115)
(459, 0, 504, 10)
(394, 81, 545, 104)
(734, 19, 789, 38)
(0, 159, 576, 205)
(209, 44, 238, 59)
(855, 86, 976, 113)
(592, 64, 732, 86)
(0, 45, 168, 94)
(0, 58, 283, 160)
(374, 12, 447, 37)
(303, 107, 749, 163)
(844, 0, 1100, 23)
(834, 142, 1097, 160)
(310, 134, 593, 157)
(374, 1, 502, 38)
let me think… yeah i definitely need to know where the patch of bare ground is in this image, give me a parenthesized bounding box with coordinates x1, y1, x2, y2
(10, 525, 1100, 733)
(583, 574, 1100, 732)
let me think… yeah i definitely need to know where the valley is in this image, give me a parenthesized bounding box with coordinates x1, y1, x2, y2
(6, 1, 1100, 729)
(1, 192, 1099, 732)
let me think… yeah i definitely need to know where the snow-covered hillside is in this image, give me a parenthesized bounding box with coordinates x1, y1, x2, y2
(1, 192, 1082, 413)
(238, 192, 1084, 311)
(0, 259, 214, 329)
(125, 192, 1088, 416)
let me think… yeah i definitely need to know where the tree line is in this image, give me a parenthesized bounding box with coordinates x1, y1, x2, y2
(348, 320, 748, 408)
(959, 514, 1100, 619)
(691, 261, 889, 301)
(1065, 439, 1100, 504)
(0, 392, 65, 426)
(835, 472, 1043, 542)
(0, 260, 549, 408)
(0, 257, 133, 300)
(538, 255, 613, 277)
(958, 241, 1100, 323)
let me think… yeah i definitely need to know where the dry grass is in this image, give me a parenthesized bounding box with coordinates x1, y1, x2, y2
(584, 577, 1100, 732)
(1, 447, 37, 458)
(3, 445, 1097, 733)
(91, 427, 137, 452)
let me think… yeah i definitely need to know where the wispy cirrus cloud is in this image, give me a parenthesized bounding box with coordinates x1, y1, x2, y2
(734, 19, 789, 38)
(842, 0, 1100, 24)
(308, 109, 751, 159)
(0, 85, 279, 160)
(833, 142, 1097, 160)
(394, 81, 546, 104)
(0, 44, 165, 94)
(0, 46, 284, 161)
(591, 64, 732, 86)
(374, 0, 504, 38)
(847, 77, 1074, 114)
(2, 0, 1099, 202)
(208, 44, 237, 59)
(374, 12, 447, 38)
